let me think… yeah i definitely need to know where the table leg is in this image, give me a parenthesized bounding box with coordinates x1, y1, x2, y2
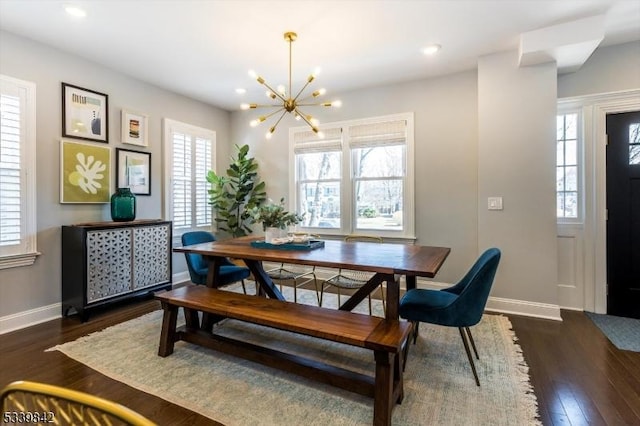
(243, 259, 286, 301)
(385, 275, 400, 321)
(340, 273, 386, 312)
(205, 256, 223, 288)
(405, 275, 417, 291)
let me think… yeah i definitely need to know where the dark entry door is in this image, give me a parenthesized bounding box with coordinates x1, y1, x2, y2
(606, 111, 640, 319)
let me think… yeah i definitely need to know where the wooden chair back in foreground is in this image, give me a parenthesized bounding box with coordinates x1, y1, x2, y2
(0, 380, 156, 425)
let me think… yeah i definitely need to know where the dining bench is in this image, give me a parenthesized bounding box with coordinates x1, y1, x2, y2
(155, 285, 411, 426)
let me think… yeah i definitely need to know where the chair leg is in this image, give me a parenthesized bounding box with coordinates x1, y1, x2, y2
(240, 280, 247, 294)
(458, 327, 480, 386)
(412, 321, 420, 344)
(312, 276, 322, 306)
(465, 326, 479, 359)
(367, 294, 373, 315)
(319, 284, 324, 307)
(402, 322, 415, 371)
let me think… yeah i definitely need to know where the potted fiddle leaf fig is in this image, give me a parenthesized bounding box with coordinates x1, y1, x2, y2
(207, 144, 267, 238)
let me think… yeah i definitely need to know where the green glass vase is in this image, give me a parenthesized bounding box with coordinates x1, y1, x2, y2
(110, 188, 136, 222)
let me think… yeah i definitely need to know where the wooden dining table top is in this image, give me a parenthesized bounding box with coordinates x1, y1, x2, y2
(174, 235, 450, 278)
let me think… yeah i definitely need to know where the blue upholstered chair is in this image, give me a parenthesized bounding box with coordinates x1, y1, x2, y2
(399, 248, 501, 386)
(181, 231, 250, 293)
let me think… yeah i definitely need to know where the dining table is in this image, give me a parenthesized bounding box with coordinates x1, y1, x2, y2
(174, 235, 451, 321)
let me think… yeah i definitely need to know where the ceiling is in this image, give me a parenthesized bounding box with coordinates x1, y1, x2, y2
(1, 0, 639, 111)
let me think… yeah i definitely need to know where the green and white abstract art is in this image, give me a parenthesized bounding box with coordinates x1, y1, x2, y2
(60, 139, 111, 203)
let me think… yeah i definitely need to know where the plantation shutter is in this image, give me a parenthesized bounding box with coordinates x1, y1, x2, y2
(171, 132, 191, 229)
(0, 93, 21, 248)
(194, 137, 212, 227)
(165, 119, 214, 233)
(0, 75, 37, 267)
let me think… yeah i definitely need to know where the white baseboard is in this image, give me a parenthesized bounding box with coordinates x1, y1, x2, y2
(1, 271, 562, 334)
(172, 271, 191, 286)
(0, 303, 61, 335)
(2, 275, 189, 334)
(415, 279, 562, 321)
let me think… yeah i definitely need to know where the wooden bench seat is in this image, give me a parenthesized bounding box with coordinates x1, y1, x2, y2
(155, 285, 411, 426)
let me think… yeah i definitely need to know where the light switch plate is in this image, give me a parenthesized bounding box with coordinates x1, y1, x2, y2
(488, 197, 503, 210)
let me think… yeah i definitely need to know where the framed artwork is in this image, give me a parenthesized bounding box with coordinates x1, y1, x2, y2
(121, 109, 149, 146)
(62, 83, 109, 143)
(60, 140, 111, 203)
(116, 148, 151, 195)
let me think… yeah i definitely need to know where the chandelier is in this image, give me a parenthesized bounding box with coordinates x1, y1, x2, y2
(241, 31, 341, 139)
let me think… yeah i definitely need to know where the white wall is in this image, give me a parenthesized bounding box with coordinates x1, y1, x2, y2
(477, 51, 559, 309)
(2, 30, 637, 330)
(232, 59, 563, 319)
(0, 31, 230, 327)
(555, 40, 640, 312)
(231, 71, 480, 284)
(558, 41, 640, 98)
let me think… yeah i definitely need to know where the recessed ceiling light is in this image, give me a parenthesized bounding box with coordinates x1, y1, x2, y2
(235, 88, 247, 94)
(423, 44, 441, 55)
(64, 5, 87, 18)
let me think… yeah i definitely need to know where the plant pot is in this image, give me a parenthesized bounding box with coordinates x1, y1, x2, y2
(265, 227, 287, 243)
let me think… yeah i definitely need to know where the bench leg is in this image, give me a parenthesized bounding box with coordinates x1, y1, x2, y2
(184, 307, 200, 329)
(158, 302, 178, 357)
(373, 351, 395, 426)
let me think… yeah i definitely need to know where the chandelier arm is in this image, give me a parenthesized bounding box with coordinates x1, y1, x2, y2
(251, 104, 286, 108)
(294, 107, 318, 132)
(296, 102, 330, 107)
(261, 80, 288, 103)
(270, 109, 289, 133)
(253, 108, 285, 126)
(292, 79, 313, 102)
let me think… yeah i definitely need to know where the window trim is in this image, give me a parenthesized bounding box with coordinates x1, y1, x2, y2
(0, 74, 39, 269)
(288, 112, 415, 240)
(162, 118, 215, 240)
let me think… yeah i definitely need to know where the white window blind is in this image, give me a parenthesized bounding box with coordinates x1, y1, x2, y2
(164, 119, 214, 235)
(0, 75, 38, 269)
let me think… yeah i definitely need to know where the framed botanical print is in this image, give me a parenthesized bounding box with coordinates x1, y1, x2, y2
(60, 140, 111, 203)
(62, 83, 109, 143)
(121, 109, 149, 146)
(116, 148, 151, 195)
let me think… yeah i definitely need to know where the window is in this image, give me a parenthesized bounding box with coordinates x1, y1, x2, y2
(556, 112, 580, 219)
(163, 119, 214, 236)
(290, 113, 415, 239)
(629, 123, 640, 165)
(0, 75, 38, 269)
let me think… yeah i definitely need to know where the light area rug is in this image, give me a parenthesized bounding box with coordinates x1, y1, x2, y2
(48, 285, 540, 425)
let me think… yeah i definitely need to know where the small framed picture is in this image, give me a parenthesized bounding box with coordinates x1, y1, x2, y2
(60, 140, 111, 203)
(121, 109, 149, 146)
(62, 83, 109, 143)
(116, 148, 151, 195)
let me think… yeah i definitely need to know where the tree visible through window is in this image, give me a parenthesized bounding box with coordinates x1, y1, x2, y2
(291, 113, 414, 238)
(557, 113, 579, 219)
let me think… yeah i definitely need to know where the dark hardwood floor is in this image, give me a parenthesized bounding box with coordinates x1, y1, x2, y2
(1, 290, 639, 425)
